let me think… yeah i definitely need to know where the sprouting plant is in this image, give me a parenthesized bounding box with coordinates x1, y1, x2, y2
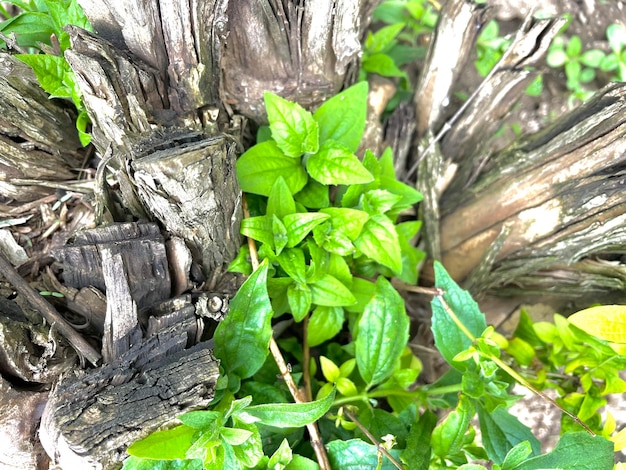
(361, 0, 438, 111)
(0, 0, 93, 145)
(546, 33, 606, 105)
(600, 23, 626, 82)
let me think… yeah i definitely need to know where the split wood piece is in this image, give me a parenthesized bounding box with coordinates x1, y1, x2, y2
(441, 16, 566, 174)
(76, 0, 376, 125)
(40, 330, 219, 470)
(132, 134, 242, 285)
(0, 252, 101, 366)
(439, 83, 626, 291)
(0, 52, 83, 202)
(413, 0, 488, 138)
(53, 222, 171, 310)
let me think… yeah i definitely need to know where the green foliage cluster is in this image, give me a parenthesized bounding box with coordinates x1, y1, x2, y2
(505, 311, 626, 444)
(361, 0, 437, 110)
(123, 85, 620, 470)
(547, 22, 626, 106)
(0, 0, 92, 145)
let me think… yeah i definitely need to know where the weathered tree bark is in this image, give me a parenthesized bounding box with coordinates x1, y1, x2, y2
(0, 1, 377, 468)
(413, 1, 626, 303)
(0, 54, 83, 202)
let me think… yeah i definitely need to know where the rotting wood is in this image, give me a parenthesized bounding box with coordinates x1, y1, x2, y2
(0, 53, 83, 202)
(40, 332, 219, 470)
(440, 83, 626, 289)
(0, 252, 101, 366)
(53, 222, 171, 310)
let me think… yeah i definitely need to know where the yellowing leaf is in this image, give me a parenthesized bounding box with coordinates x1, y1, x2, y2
(611, 426, 626, 452)
(568, 305, 626, 344)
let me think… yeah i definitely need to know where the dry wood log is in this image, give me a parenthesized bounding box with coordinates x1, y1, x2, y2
(0, 53, 83, 203)
(53, 222, 171, 310)
(40, 332, 219, 469)
(440, 83, 626, 294)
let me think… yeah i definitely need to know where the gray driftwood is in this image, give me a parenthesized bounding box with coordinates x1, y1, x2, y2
(0, 53, 83, 202)
(413, 2, 626, 302)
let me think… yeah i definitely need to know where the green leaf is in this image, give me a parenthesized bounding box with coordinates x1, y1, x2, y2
(320, 355, 341, 382)
(178, 411, 222, 430)
(236, 140, 307, 196)
(607, 23, 626, 52)
(581, 49, 605, 67)
(567, 35, 582, 57)
(401, 410, 437, 470)
(344, 278, 376, 314)
(267, 439, 293, 469)
(431, 261, 487, 370)
(127, 425, 197, 460)
(264, 91, 319, 157)
(43, 0, 92, 41)
(354, 214, 402, 273)
(0, 12, 54, 49)
(277, 248, 306, 283)
(288, 282, 312, 321)
(568, 305, 626, 344)
(320, 207, 369, 240)
(309, 274, 356, 307)
(476, 404, 540, 465)
(362, 189, 403, 215)
(501, 441, 533, 470)
(230, 416, 264, 467)
(214, 260, 273, 379)
(307, 142, 373, 185)
(240, 388, 336, 427)
(513, 432, 614, 470)
(327, 439, 402, 470)
(267, 176, 297, 219)
(366, 23, 404, 54)
(547, 49, 568, 68)
(397, 221, 425, 284)
(122, 456, 203, 470)
(283, 212, 330, 247)
(16, 54, 73, 98)
(431, 394, 474, 458)
(241, 215, 274, 247)
(284, 454, 319, 470)
(313, 222, 355, 256)
(294, 178, 330, 209)
(362, 53, 407, 78)
(355, 277, 409, 387)
(219, 427, 252, 446)
(308, 306, 345, 347)
(228, 245, 252, 275)
(273, 215, 288, 255)
(313, 82, 368, 153)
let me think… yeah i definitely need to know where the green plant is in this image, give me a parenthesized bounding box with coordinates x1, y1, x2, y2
(0, 0, 92, 145)
(546, 33, 606, 105)
(600, 23, 626, 82)
(122, 82, 622, 469)
(361, 0, 438, 111)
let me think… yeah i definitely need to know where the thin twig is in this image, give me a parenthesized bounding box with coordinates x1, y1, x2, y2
(343, 408, 404, 470)
(242, 195, 331, 470)
(0, 251, 101, 366)
(302, 315, 313, 402)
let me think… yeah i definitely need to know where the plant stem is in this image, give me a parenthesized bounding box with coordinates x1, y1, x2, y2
(302, 315, 313, 402)
(242, 195, 331, 470)
(343, 408, 404, 470)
